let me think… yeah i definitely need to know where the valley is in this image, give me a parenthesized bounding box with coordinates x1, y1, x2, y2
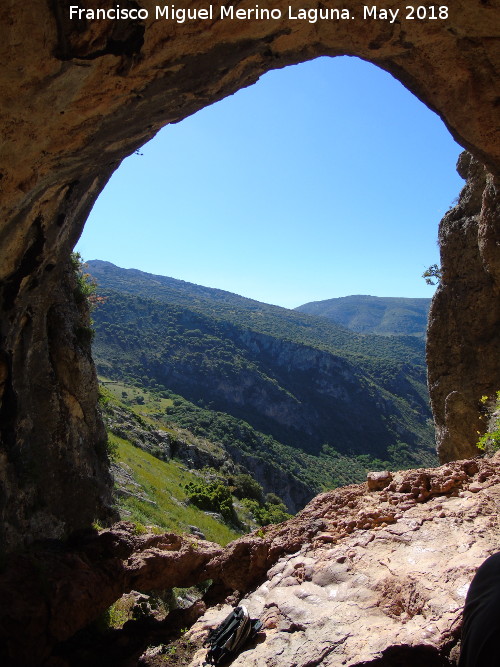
(87, 260, 437, 526)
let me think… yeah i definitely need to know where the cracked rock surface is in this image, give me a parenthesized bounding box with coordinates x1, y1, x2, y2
(1, 456, 500, 665)
(186, 456, 500, 666)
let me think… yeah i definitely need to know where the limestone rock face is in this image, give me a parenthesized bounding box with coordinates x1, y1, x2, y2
(0, 2, 499, 549)
(428, 153, 500, 462)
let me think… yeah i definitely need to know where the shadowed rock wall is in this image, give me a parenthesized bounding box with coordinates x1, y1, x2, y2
(0, 0, 499, 549)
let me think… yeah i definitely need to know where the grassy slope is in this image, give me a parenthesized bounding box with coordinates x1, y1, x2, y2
(112, 434, 240, 545)
(103, 376, 436, 506)
(103, 385, 273, 542)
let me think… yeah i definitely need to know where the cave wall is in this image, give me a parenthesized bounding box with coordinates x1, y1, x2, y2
(428, 153, 500, 462)
(0, 0, 499, 549)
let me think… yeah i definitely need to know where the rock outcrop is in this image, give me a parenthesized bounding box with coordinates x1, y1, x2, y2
(188, 456, 500, 666)
(428, 153, 500, 462)
(0, 0, 499, 550)
(1, 456, 500, 665)
(0, 524, 224, 667)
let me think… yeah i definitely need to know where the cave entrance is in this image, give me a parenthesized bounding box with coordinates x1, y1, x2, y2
(73, 55, 465, 505)
(77, 55, 462, 308)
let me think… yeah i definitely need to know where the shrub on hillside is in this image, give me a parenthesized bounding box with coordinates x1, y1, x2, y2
(230, 473, 265, 503)
(185, 480, 238, 525)
(242, 497, 292, 526)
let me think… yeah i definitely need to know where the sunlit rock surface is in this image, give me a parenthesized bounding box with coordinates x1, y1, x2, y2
(428, 153, 500, 462)
(2, 456, 500, 665)
(187, 456, 500, 667)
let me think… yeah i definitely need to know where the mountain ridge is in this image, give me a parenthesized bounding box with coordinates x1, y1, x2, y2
(296, 294, 431, 337)
(87, 260, 427, 366)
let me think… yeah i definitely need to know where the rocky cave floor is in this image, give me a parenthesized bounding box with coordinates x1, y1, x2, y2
(4, 454, 500, 667)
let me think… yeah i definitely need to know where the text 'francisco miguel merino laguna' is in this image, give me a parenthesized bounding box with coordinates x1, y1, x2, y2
(69, 5, 354, 23)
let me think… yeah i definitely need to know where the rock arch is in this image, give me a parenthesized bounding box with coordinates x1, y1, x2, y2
(0, 1, 499, 549)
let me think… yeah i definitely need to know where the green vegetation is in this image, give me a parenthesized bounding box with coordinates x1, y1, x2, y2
(112, 434, 240, 545)
(184, 479, 237, 525)
(296, 295, 431, 338)
(98, 599, 132, 630)
(242, 495, 292, 526)
(71, 252, 107, 308)
(477, 392, 500, 454)
(422, 264, 443, 286)
(87, 260, 427, 366)
(103, 375, 435, 516)
(159, 388, 436, 485)
(88, 262, 435, 465)
(87, 260, 438, 518)
(100, 380, 174, 419)
(71, 252, 101, 312)
(102, 387, 295, 537)
(231, 473, 264, 503)
(183, 469, 292, 527)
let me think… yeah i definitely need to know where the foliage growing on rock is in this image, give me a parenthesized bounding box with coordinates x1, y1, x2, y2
(477, 391, 500, 453)
(71, 252, 107, 309)
(422, 263, 443, 286)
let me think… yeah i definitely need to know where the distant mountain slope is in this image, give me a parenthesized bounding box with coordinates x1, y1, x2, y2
(296, 295, 431, 337)
(87, 261, 427, 367)
(87, 261, 437, 506)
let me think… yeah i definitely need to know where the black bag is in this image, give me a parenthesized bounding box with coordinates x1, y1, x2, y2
(203, 605, 262, 665)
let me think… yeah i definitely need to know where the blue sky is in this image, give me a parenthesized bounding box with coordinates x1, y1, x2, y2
(76, 55, 463, 309)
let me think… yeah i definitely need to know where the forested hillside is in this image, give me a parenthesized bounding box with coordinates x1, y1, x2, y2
(88, 261, 437, 508)
(88, 261, 427, 366)
(296, 295, 431, 337)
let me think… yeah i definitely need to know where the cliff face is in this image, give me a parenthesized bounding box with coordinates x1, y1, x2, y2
(223, 328, 431, 458)
(427, 153, 500, 462)
(0, 1, 499, 549)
